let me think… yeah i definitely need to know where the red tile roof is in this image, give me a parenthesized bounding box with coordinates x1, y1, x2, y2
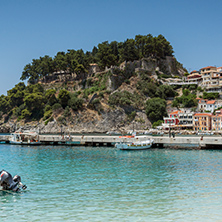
(206, 100, 216, 104)
(194, 113, 212, 117)
(170, 110, 182, 115)
(200, 66, 216, 70)
(187, 73, 201, 79)
(190, 70, 199, 74)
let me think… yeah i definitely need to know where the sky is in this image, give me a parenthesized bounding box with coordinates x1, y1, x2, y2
(1, 0, 222, 95)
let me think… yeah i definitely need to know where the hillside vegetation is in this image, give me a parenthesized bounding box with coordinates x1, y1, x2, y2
(0, 34, 187, 133)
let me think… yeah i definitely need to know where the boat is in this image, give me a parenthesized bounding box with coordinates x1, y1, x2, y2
(10, 131, 41, 145)
(115, 138, 154, 150)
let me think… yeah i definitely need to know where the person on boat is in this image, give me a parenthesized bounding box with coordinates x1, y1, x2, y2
(0, 170, 26, 191)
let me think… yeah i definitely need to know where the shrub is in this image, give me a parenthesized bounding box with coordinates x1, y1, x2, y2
(127, 111, 136, 122)
(14, 104, 26, 117)
(108, 91, 132, 106)
(64, 106, 71, 117)
(68, 95, 83, 111)
(145, 98, 167, 123)
(58, 89, 70, 108)
(20, 109, 32, 119)
(203, 92, 219, 100)
(44, 105, 51, 112)
(92, 98, 100, 105)
(52, 103, 62, 111)
(43, 110, 52, 121)
(152, 120, 163, 128)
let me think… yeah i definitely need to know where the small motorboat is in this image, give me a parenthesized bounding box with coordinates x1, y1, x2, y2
(10, 131, 41, 145)
(115, 139, 154, 150)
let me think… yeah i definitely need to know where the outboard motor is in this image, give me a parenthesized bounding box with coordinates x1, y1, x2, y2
(0, 170, 27, 191)
(13, 175, 27, 190)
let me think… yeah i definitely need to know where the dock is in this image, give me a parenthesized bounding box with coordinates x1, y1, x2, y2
(152, 135, 222, 149)
(1, 134, 222, 149)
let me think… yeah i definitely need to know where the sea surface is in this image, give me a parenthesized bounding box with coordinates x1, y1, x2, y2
(1, 144, 222, 221)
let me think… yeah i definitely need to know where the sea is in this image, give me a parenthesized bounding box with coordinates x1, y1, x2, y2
(1, 144, 222, 222)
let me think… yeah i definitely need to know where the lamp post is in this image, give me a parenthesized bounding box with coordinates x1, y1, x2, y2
(61, 125, 63, 136)
(169, 120, 171, 138)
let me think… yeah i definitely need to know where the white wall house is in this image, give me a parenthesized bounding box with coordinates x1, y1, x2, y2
(197, 99, 222, 113)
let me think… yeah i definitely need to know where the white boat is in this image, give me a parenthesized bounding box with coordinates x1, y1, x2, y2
(10, 131, 41, 145)
(115, 139, 153, 150)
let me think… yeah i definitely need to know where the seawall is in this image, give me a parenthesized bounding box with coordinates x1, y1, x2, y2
(1, 134, 222, 149)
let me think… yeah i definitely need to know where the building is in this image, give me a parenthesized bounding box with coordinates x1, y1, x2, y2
(162, 110, 181, 130)
(197, 99, 222, 113)
(200, 66, 217, 87)
(206, 100, 217, 113)
(193, 113, 212, 131)
(89, 63, 100, 76)
(163, 109, 194, 130)
(200, 66, 222, 92)
(178, 110, 193, 129)
(197, 98, 207, 112)
(211, 113, 222, 131)
(186, 70, 202, 84)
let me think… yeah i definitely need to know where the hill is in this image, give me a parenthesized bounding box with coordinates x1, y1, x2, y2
(0, 34, 187, 133)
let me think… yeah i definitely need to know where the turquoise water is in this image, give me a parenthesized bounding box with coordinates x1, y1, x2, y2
(1, 145, 222, 221)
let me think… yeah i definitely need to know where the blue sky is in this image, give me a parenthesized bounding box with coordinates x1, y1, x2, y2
(0, 0, 222, 95)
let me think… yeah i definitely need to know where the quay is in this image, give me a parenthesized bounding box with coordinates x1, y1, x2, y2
(1, 134, 222, 149)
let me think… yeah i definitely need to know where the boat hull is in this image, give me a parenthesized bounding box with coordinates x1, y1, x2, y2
(10, 141, 41, 145)
(116, 141, 153, 150)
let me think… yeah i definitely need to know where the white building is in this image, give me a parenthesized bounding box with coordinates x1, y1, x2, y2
(197, 99, 222, 113)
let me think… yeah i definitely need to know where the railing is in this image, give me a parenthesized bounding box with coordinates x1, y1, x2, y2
(168, 82, 198, 85)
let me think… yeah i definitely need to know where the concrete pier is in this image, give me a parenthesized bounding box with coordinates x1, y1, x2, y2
(1, 134, 222, 149)
(152, 136, 222, 149)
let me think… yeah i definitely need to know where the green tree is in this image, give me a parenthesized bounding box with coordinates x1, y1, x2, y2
(97, 41, 118, 69)
(144, 34, 154, 57)
(172, 93, 197, 108)
(182, 89, 190, 96)
(119, 38, 139, 62)
(145, 98, 167, 123)
(203, 92, 219, 100)
(7, 82, 26, 107)
(54, 51, 68, 71)
(155, 34, 174, 57)
(0, 95, 10, 114)
(137, 80, 158, 97)
(135, 35, 147, 59)
(23, 92, 45, 119)
(25, 83, 44, 95)
(156, 85, 176, 99)
(39, 55, 54, 79)
(58, 89, 71, 108)
(68, 94, 83, 111)
(45, 89, 57, 106)
(152, 120, 164, 128)
(24, 93, 45, 111)
(20, 109, 32, 119)
(75, 64, 86, 76)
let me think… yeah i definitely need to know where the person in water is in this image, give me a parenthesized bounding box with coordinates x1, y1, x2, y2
(0, 170, 26, 191)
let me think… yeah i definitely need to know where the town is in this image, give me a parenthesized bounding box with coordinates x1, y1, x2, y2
(162, 66, 222, 132)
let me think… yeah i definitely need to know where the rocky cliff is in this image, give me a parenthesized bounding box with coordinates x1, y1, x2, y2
(1, 56, 186, 134)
